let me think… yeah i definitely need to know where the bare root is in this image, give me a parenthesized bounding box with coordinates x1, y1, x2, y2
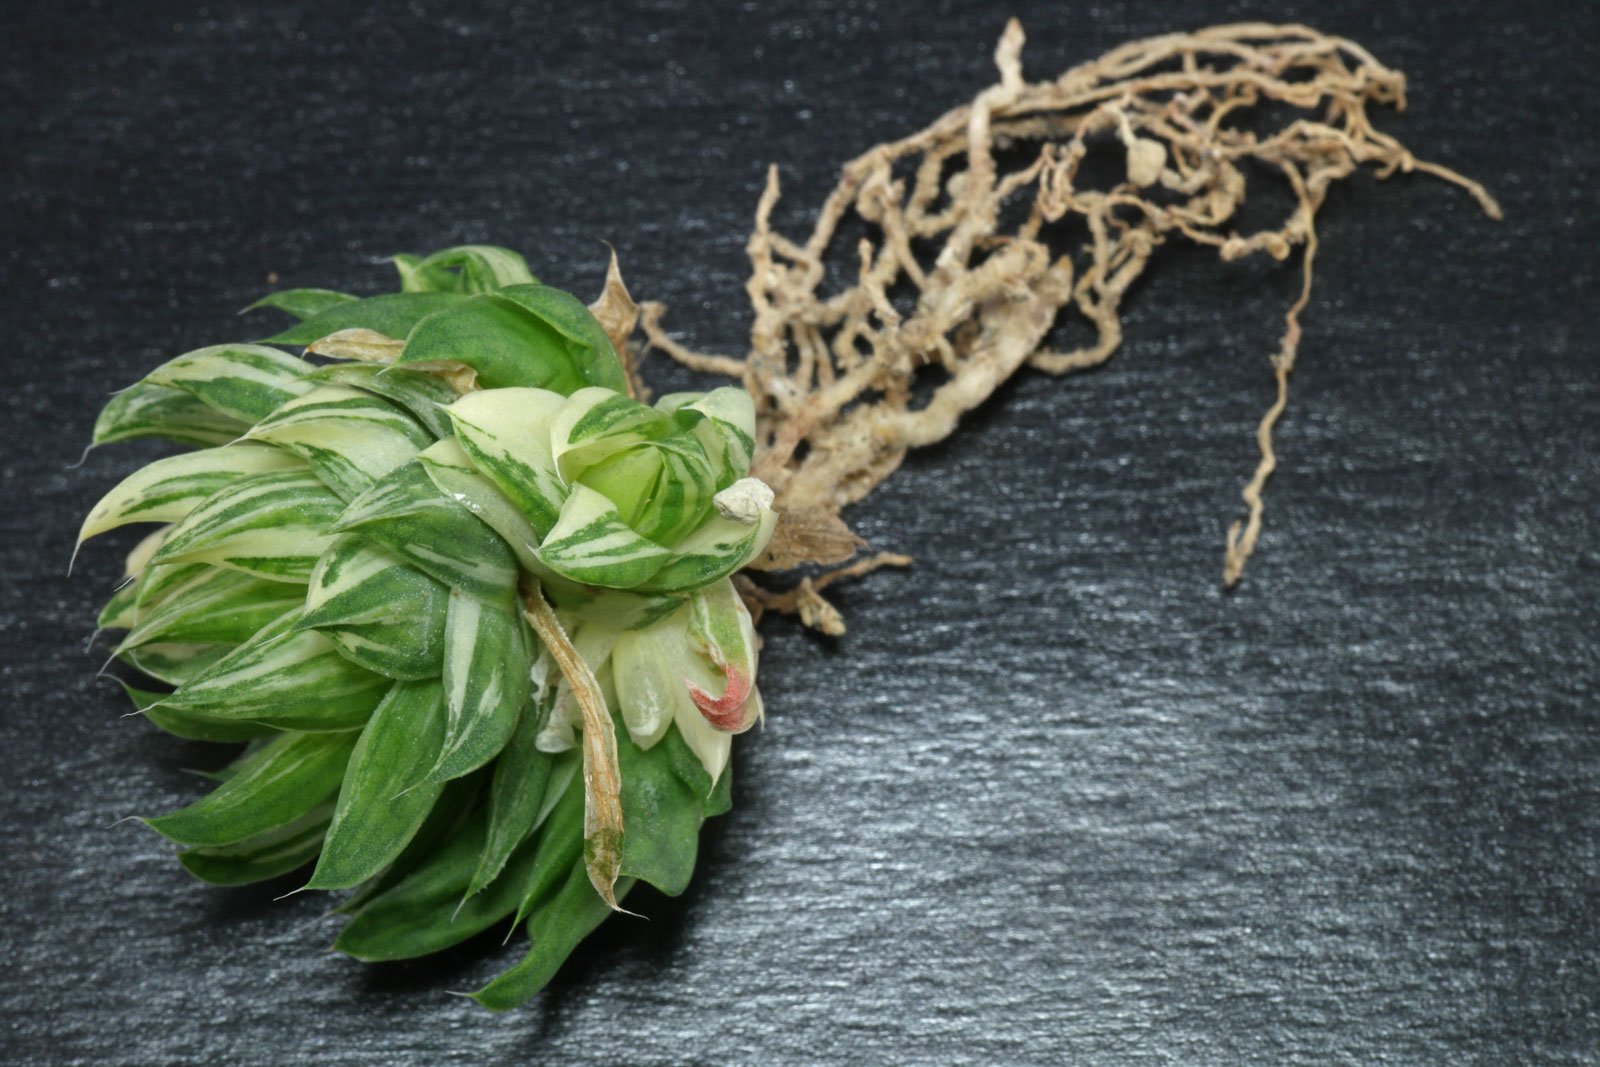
(636, 21, 1498, 628)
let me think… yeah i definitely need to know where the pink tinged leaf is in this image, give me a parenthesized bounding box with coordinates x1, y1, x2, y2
(686, 665, 754, 732)
(684, 579, 761, 734)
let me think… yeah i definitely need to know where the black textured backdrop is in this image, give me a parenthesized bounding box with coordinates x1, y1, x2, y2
(3, 1, 1597, 1063)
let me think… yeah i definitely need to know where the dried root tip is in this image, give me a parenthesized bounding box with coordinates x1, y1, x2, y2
(740, 552, 913, 636)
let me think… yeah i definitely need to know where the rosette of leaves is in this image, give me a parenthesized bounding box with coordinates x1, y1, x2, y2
(79, 245, 775, 1009)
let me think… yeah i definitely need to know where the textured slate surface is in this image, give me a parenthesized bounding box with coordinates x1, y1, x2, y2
(3, 1, 1597, 1063)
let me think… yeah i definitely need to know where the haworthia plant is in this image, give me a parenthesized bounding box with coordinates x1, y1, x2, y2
(79, 245, 775, 1010)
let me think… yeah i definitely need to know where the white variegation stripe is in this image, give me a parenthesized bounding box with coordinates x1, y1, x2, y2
(415, 245, 537, 292)
(78, 444, 302, 545)
(246, 385, 431, 500)
(306, 362, 457, 438)
(429, 590, 531, 782)
(656, 386, 757, 486)
(636, 478, 777, 593)
(416, 439, 543, 571)
(168, 623, 386, 716)
(145, 344, 316, 423)
(407, 542, 512, 592)
(333, 463, 517, 601)
(537, 484, 672, 589)
(124, 525, 174, 580)
(117, 568, 301, 652)
(93, 381, 248, 448)
(445, 387, 568, 534)
(550, 387, 669, 483)
(152, 469, 343, 582)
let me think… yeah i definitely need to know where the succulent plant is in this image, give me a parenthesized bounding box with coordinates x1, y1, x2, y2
(79, 245, 774, 1009)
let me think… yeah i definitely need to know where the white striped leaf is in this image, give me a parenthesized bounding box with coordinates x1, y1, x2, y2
(150, 469, 344, 581)
(306, 362, 458, 439)
(129, 561, 211, 620)
(245, 385, 433, 501)
(637, 478, 778, 594)
(403, 245, 538, 293)
(177, 803, 335, 885)
(299, 536, 448, 680)
(537, 483, 672, 589)
(580, 433, 716, 546)
(683, 578, 760, 733)
(444, 387, 568, 535)
(117, 567, 302, 651)
(97, 577, 142, 631)
(655, 387, 758, 489)
(550, 387, 670, 483)
(307, 678, 448, 889)
(245, 288, 356, 321)
(429, 590, 533, 784)
(119, 641, 232, 687)
(145, 344, 316, 423)
(414, 438, 543, 571)
(334, 462, 517, 604)
(93, 380, 248, 448)
(157, 608, 388, 728)
(144, 729, 359, 847)
(117, 679, 280, 743)
(78, 444, 303, 545)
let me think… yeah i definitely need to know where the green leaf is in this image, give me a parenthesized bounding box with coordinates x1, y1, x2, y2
(298, 536, 448, 680)
(245, 384, 432, 501)
(160, 613, 390, 731)
(466, 694, 558, 898)
(472, 864, 636, 1012)
(393, 253, 459, 293)
(115, 678, 278, 743)
(429, 590, 533, 783)
(414, 438, 543, 571)
(260, 292, 466, 347)
(537, 483, 671, 589)
(334, 774, 481, 915)
(79, 444, 304, 544)
(444, 387, 568, 536)
(118, 567, 302, 650)
(334, 462, 517, 603)
(92, 381, 249, 448)
(151, 469, 344, 582)
(97, 577, 143, 631)
(305, 362, 458, 439)
(144, 730, 358, 847)
(495, 284, 629, 393)
(177, 803, 334, 885)
(616, 714, 708, 897)
(306, 679, 448, 890)
(392, 285, 627, 394)
(145, 344, 316, 423)
(509, 771, 586, 926)
(403, 245, 539, 293)
(118, 642, 230, 687)
(333, 802, 524, 962)
(245, 288, 357, 321)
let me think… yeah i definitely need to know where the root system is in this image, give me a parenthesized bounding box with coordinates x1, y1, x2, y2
(635, 21, 1499, 631)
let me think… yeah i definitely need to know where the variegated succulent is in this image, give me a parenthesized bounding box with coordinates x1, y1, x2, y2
(79, 245, 775, 1009)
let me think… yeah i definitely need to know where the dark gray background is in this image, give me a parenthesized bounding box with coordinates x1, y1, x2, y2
(3, 1, 1596, 1063)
